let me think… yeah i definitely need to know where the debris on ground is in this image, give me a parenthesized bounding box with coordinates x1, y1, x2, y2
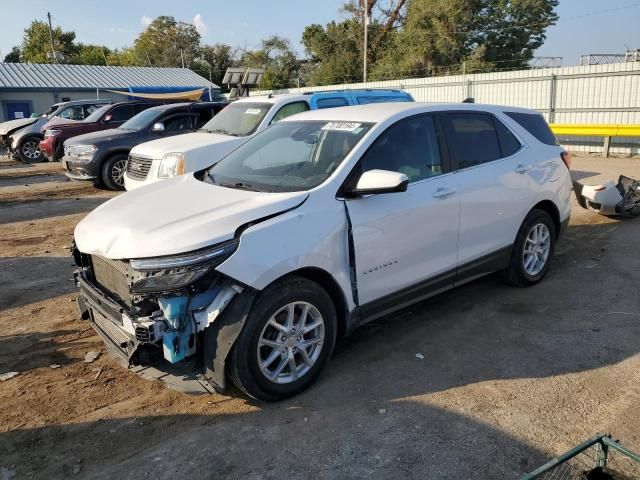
(94, 368, 103, 380)
(83, 351, 100, 363)
(378, 408, 387, 415)
(573, 175, 640, 216)
(49, 364, 61, 369)
(415, 353, 424, 360)
(0, 372, 19, 382)
(0, 466, 16, 480)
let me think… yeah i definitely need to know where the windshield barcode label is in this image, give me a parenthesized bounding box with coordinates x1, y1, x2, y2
(245, 108, 262, 115)
(322, 122, 362, 132)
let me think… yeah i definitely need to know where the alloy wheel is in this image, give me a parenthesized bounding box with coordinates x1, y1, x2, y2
(257, 301, 325, 384)
(111, 159, 127, 187)
(22, 140, 41, 161)
(522, 222, 551, 276)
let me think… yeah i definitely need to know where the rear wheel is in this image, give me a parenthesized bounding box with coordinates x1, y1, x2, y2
(504, 209, 556, 287)
(17, 136, 44, 163)
(101, 154, 127, 191)
(228, 276, 337, 401)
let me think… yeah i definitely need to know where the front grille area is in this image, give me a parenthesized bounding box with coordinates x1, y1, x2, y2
(91, 255, 131, 305)
(126, 155, 152, 180)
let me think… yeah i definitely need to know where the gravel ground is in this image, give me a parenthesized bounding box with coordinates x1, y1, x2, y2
(0, 154, 639, 480)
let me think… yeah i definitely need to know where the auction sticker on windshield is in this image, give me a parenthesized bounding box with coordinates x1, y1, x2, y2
(322, 122, 362, 132)
(245, 108, 263, 115)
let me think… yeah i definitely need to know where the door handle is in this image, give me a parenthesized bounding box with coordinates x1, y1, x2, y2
(515, 164, 532, 174)
(432, 187, 457, 198)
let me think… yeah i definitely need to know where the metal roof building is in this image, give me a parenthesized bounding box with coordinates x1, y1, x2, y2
(0, 63, 218, 122)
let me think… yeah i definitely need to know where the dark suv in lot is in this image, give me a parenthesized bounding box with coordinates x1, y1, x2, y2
(39, 101, 161, 162)
(63, 102, 226, 190)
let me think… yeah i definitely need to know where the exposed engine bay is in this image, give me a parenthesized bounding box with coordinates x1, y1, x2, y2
(573, 175, 640, 217)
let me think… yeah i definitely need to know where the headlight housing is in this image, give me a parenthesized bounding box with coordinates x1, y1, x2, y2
(129, 240, 238, 293)
(44, 129, 61, 137)
(65, 144, 97, 159)
(158, 152, 186, 178)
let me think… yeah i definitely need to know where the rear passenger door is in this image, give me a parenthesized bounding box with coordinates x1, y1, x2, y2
(442, 111, 529, 274)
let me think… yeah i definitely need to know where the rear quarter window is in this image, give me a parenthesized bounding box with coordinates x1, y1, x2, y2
(316, 97, 350, 109)
(505, 112, 558, 146)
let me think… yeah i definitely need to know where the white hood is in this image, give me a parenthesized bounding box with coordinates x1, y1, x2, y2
(74, 174, 307, 259)
(0, 117, 38, 135)
(131, 131, 244, 160)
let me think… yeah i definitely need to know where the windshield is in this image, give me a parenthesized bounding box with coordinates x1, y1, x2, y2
(206, 120, 373, 193)
(199, 102, 272, 137)
(119, 109, 160, 131)
(84, 105, 111, 123)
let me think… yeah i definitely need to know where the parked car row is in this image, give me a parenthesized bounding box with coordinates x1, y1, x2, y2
(71, 94, 573, 401)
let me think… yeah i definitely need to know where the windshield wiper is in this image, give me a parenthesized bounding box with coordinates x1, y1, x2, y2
(218, 182, 260, 192)
(208, 128, 240, 137)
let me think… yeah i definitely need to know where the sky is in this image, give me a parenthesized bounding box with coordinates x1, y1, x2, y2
(0, 0, 639, 67)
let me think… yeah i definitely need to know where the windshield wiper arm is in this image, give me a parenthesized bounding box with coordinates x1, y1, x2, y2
(218, 182, 260, 192)
(208, 128, 240, 137)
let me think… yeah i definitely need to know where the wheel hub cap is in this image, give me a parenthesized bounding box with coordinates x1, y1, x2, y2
(522, 223, 551, 276)
(257, 301, 325, 384)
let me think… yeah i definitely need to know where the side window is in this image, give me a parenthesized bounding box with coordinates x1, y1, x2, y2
(495, 119, 522, 157)
(163, 114, 195, 132)
(195, 109, 214, 128)
(106, 105, 136, 122)
(271, 101, 310, 123)
(505, 111, 558, 145)
(445, 113, 502, 169)
(58, 107, 73, 119)
(83, 104, 102, 118)
(360, 115, 442, 183)
(60, 106, 83, 120)
(316, 97, 349, 109)
(356, 95, 411, 105)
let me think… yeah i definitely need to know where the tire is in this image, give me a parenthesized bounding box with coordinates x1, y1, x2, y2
(100, 154, 128, 191)
(228, 276, 337, 401)
(50, 142, 64, 162)
(504, 209, 556, 287)
(17, 136, 44, 163)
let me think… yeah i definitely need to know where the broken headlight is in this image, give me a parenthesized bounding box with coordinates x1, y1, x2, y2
(129, 240, 238, 293)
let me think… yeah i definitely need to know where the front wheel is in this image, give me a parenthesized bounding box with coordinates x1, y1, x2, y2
(227, 276, 337, 401)
(504, 209, 556, 287)
(17, 136, 44, 163)
(100, 154, 127, 191)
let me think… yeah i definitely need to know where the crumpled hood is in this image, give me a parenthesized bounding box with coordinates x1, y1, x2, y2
(0, 117, 38, 135)
(74, 174, 307, 259)
(130, 131, 242, 159)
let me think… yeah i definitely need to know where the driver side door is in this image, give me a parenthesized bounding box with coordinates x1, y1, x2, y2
(343, 114, 460, 317)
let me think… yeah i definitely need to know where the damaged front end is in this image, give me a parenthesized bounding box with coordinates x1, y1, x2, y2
(72, 239, 252, 392)
(573, 175, 640, 217)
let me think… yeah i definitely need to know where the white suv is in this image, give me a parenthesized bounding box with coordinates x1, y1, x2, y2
(73, 102, 572, 401)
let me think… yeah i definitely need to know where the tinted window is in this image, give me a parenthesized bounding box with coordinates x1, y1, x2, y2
(164, 114, 194, 131)
(505, 112, 558, 145)
(446, 113, 502, 169)
(356, 95, 411, 104)
(361, 115, 442, 183)
(195, 109, 214, 128)
(316, 97, 349, 109)
(495, 119, 521, 157)
(119, 109, 160, 131)
(106, 105, 136, 122)
(271, 101, 310, 123)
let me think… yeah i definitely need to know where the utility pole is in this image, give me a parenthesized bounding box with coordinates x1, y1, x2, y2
(47, 12, 57, 64)
(180, 49, 185, 69)
(363, 1, 369, 83)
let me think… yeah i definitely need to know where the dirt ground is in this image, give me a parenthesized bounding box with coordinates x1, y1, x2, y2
(1, 153, 639, 480)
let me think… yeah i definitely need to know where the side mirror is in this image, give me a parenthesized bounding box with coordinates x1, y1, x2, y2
(349, 169, 409, 197)
(152, 122, 165, 132)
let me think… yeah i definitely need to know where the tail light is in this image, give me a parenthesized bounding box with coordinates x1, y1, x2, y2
(561, 151, 571, 169)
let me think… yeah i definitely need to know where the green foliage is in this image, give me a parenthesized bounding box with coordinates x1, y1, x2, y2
(3, 46, 21, 63)
(70, 44, 111, 65)
(239, 36, 301, 90)
(20, 20, 78, 63)
(106, 48, 140, 67)
(199, 43, 237, 85)
(132, 16, 201, 67)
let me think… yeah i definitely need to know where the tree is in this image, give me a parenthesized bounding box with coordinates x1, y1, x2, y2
(3, 46, 21, 63)
(20, 20, 78, 63)
(132, 16, 201, 67)
(199, 43, 237, 85)
(106, 48, 140, 67)
(372, 0, 559, 78)
(70, 44, 111, 65)
(239, 36, 301, 90)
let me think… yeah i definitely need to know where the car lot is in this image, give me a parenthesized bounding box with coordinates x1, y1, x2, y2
(0, 153, 639, 479)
